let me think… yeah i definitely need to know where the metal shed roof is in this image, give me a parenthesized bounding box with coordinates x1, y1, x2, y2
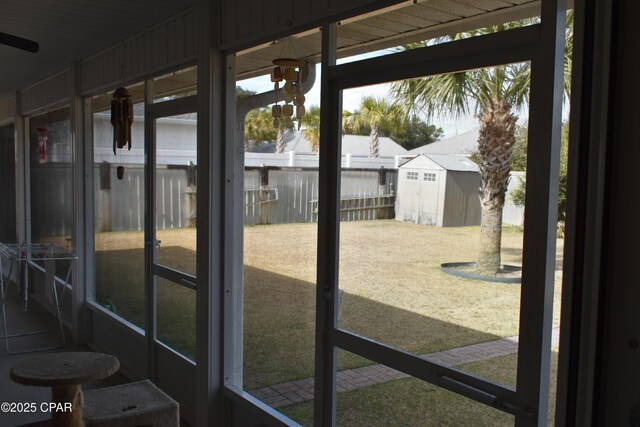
(250, 131, 407, 157)
(407, 128, 480, 155)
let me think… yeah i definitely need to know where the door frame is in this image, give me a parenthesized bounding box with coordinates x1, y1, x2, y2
(313, 2, 566, 424)
(145, 94, 199, 380)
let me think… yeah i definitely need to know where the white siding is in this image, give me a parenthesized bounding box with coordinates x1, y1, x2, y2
(19, 70, 72, 116)
(504, 171, 526, 226)
(442, 171, 482, 227)
(79, 8, 197, 96)
(0, 97, 16, 122)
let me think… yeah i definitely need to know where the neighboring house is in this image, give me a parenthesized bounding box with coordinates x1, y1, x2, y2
(249, 131, 408, 157)
(396, 154, 481, 227)
(94, 112, 198, 165)
(504, 171, 526, 227)
(406, 128, 480, 156)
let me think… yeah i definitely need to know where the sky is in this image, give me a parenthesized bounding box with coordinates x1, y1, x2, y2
(235, 25, 572, 141)
(236, 58, 480, 140)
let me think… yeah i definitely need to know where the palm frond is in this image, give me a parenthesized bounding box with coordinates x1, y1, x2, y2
(392, 72, 476, 119)
(349, 96, 405, 134)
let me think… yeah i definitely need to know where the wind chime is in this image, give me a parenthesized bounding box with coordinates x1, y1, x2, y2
(271, 59, 306, 130)
(36, 127, 49, 164)
(110, 87, 134, 180)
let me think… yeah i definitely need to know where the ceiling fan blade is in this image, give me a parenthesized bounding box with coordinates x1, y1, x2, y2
(0, 32, 39, 53)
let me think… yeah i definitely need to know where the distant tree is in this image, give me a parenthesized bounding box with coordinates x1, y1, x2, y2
(294, 107, 361, 153)
(511, 122, 569, 234)
(347, 97, 405, 157)
(302, 105, 321, 152)
(391, 117, 444, 150)
(236, 86, 256, 101)
(342, 110, 355, 135)
(509, 125, 529, 171)
(244, 108, 277, 152)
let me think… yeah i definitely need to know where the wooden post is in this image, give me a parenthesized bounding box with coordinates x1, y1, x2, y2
(259, 166, 269, 225)
(185, 162, 197, 228)
(377, 167, 386, 219)
(97, 161, 111, 232)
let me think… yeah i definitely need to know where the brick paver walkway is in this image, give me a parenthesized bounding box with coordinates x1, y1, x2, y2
(249, 328, 560, 408)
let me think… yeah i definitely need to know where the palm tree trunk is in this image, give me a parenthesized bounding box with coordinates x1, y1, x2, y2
(476, 101, 517, 275)
(244, 139, 251, 152)
(275, 128, 285, 154)
(370, 127, 380, 158)
(479, 205, 503, 274)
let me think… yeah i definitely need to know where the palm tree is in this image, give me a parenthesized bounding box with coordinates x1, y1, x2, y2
(302, 105, 321, 152)
(342, 109, 354, 135)
(275, 127, 286, 154)
(244, 108, 277, 152)
(299, 107, 366, 153)
(348, 96, 405, 157)
(392, 16, 572, 274)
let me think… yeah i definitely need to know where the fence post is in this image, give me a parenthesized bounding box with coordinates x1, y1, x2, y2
(97, 161, 112, 231)
(185, 161, 197, 227)
(259, 166, 270, 225)
(378, 167, 386, 219)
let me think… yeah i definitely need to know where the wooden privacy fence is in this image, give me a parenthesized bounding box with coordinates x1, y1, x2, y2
(91, 164, 397, 232)
(243, 166, 397, 225)
(309, 195, 396, 222)
(95, 164, 196, 232)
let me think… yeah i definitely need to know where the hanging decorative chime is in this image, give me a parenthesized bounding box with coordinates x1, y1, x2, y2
(36, 127, 49, 164)
(110, 87, 134, 180)
(271, 59, 306, 131)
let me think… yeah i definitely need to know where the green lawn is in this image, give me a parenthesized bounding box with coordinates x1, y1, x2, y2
(281, 351, 559, 426)
(94, 220, 563, 424)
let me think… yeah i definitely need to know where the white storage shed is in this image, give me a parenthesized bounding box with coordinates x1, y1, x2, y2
(395, 154, 481, 227)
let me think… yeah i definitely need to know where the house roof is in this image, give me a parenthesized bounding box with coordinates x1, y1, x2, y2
(400, 153, 479, 172)
(249, 131, 408, 157)
(407, 129, 480, 156)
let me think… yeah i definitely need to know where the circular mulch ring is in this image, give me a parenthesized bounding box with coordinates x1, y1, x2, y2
(440, 262, 522, 284)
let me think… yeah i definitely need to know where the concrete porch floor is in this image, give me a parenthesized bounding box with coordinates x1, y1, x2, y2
(0, 288, 126, 427)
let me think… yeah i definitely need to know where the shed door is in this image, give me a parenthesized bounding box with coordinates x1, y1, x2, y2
(419, 170, 439, 225)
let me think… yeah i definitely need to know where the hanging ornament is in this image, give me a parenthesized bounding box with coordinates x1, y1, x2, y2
(111, 87, 134, 155)
(282, 104, 294, 117)
(271, 67, 283, 83)
(283, 67, 297, 81)
(36, 127, 49, 164)
(271, 58, 306, 132)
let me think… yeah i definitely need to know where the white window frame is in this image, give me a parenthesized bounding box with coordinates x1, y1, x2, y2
(220, 1, 567, 426)
(314, 1, 566, 425)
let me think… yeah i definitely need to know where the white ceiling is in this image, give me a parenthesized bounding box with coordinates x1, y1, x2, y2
(1, 0, 544, 101)
(236, 0, 540, 80)
(0, 0, 195, 101)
